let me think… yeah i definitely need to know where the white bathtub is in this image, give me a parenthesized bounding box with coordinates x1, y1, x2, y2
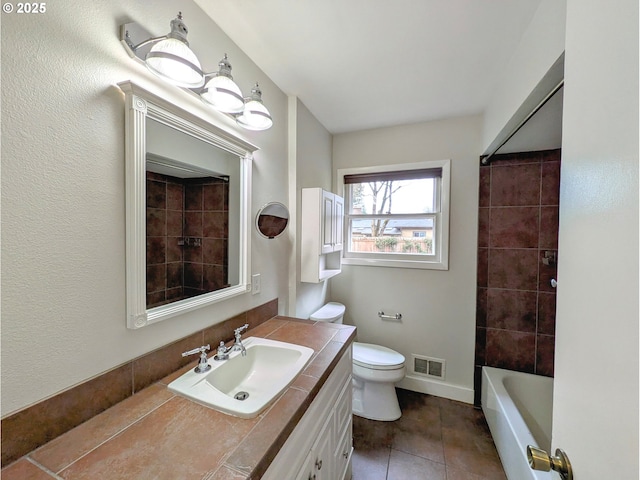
(481, 367, 554, 480)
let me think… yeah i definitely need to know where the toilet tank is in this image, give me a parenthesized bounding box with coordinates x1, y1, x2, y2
(309, 302, 345, 324)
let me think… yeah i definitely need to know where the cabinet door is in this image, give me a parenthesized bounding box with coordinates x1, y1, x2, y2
(334, 418, 353, 480)
(333, 376, 353, 480)
(312, 414, 334, 480)
(321, 190, 335, 254)
(333, 195, 344, 252)
(294, 451, 316, 480)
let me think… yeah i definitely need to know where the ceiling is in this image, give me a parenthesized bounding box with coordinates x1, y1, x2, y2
(196, 0, 559, 141)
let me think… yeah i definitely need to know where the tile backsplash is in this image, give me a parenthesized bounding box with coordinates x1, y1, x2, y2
(1, 299, 278, 467)
(475, 149, 560, 402)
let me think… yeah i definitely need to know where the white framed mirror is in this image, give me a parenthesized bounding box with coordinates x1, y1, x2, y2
(118, 81, 257, 329)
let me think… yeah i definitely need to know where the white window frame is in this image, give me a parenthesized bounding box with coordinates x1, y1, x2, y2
(337, 159, 450, 270)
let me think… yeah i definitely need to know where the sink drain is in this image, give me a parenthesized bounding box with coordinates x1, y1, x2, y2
(234, 391, 249, 401)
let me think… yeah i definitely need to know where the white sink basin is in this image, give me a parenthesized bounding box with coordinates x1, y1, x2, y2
(168, 337, 314, 418)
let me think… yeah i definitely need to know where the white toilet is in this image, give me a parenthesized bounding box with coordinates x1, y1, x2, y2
(310, 302, 406, 421)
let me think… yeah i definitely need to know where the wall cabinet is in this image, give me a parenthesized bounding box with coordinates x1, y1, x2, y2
(263, 346, 353, 480)
(301, 188, 344, 283)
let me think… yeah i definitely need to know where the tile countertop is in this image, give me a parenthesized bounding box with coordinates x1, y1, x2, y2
(2, 317, 356, 480)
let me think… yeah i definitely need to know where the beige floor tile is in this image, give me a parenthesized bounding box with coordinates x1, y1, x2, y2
(1, 459, 56, 480)
(351, 447, 389, 480)
(387, 449, 446, 480)
(352, 388, 506, 480)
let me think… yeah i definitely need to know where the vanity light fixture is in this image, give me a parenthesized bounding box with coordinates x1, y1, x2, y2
(121, 14, 273, 130)
(122, 12, 204, 88)
(236, 83, 274, 131)
(200, 54, 245, 113)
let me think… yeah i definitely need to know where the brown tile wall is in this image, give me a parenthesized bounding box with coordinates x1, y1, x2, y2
(146, 172, 229, 308)
(475, 149, 560, 403)
(1, 298, 279, 467)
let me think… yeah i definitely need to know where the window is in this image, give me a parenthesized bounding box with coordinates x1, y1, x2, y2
(338, 160, 450, 270)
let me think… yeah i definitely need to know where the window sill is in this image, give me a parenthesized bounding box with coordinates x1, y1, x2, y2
(341, 257, 448, 271)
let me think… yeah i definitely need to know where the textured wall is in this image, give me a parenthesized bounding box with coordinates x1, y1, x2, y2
(291, 98, 334, 319)
(332, 115, 482, 403)
(1, 0, 289, 416)
(552, 0, 639, 476)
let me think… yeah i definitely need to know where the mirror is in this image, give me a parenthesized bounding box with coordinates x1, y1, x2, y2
(119, 81, 257, 329)
(256, 202, 289, 238)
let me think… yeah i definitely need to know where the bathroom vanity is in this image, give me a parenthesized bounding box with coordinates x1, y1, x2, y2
(3, 318, 355, 480)
(263, 342, 353, 480)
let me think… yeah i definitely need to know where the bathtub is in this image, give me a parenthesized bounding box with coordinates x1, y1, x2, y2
(481, 367, 554, 480)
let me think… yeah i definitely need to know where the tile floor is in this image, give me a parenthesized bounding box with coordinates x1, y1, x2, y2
(352, 389, 507, 480)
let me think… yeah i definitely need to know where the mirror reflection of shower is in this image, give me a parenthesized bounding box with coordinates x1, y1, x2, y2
(146, 156, 230, 308)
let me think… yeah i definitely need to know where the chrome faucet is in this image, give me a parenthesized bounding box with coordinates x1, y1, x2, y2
(214, 341, 231, 361)
(181, 344, 211, 373)
(213, 324, 249, 361)
(230, 324, 249, 356)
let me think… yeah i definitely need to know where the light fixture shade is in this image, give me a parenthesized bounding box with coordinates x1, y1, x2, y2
(236, 83, 273, 131)
(200, 54, 244, 113)
(145, 13, 204, 88)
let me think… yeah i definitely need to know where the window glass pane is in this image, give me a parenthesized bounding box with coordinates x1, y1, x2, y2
(348, 178, 436, 215)
(349, 217, 435, 255)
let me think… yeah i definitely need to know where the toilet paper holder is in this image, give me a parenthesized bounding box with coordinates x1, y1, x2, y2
(378, 311, 402, 321)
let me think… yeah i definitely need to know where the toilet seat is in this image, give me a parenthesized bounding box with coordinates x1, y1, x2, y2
(353, 342, 405, 371)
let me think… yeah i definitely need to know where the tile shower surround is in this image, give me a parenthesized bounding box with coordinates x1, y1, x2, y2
(475, 149, 560, 402)
(1, 299, 278, 467)
(146, 171, 229, 308)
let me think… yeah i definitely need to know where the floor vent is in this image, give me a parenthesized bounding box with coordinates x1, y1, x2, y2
(413, 355, 446, 380)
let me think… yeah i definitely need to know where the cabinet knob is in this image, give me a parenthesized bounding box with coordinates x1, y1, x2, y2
(315, 458, 323, 470)
(343, 450, 349, 458)
(308, 474, 316, 480)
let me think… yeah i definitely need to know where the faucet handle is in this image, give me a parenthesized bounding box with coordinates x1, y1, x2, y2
(181, 345, 212, 373)
(181, 344, 210, 357)
(234, 324, 249, 336)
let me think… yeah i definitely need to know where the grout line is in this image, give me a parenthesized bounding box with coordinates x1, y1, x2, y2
(55, 394, 176, 475)
(25, 456, 65, 480)
(384, 445, 391, 480)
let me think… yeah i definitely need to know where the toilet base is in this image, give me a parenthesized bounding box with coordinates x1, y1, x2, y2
(352, 377, 402, 421)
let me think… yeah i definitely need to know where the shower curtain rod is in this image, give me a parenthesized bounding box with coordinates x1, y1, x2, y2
(481, 79, 564, 166)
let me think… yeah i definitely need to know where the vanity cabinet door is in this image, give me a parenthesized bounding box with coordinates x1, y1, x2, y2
(335, 417, 353, 480)
(294, 451, 315, 480)
(333, 376, 353, 480)
(312, 414, 334, 480)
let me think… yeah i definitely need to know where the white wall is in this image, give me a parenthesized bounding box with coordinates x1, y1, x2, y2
(1, 0, 289, 416)
(288, 98, 334, 319)
(482, 0, 566, 152)
(553, 0, 639, 477)
(332, 115, 482, 403)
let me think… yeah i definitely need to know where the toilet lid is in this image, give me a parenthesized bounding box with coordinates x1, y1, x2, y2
(353, 342, 405, 370)
(309, 302, 345, 322)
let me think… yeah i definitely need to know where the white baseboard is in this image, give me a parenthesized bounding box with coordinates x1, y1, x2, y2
(397, 374, 474, 404)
